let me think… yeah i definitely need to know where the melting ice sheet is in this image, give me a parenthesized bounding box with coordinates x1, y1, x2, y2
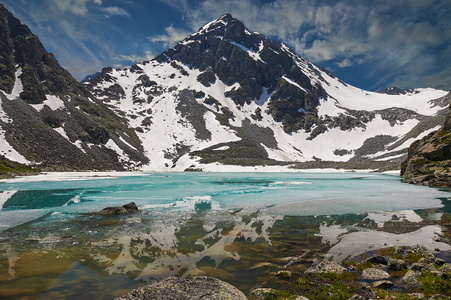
(0, 172, 449, 227)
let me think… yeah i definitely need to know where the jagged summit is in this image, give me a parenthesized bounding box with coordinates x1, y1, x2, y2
(193, 13, 262, 48)
(152, 13, 326, 127)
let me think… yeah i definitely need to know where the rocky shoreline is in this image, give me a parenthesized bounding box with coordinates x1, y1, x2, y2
(113, 246, 451, 300)
(249, 246, 451, 300)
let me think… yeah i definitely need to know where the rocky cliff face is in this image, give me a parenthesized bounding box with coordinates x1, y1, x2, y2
(0, 4, 148, 171)
(401, 92, 451, 186)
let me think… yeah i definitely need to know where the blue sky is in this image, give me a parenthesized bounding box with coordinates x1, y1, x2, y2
(2, 0, 450, 91)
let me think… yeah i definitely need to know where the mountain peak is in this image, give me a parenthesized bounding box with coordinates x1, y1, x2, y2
(219, 13, 233, 21)
(196, 13, 246, 37)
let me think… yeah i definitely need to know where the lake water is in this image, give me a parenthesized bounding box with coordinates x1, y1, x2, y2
(1, 172, 451, 299)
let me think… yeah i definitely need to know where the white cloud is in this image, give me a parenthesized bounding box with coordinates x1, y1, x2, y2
(147, 25, 191, 48)
(51, 0, 102, 16)
(114, 50, 155, 64)
(336, 58, 352, 68)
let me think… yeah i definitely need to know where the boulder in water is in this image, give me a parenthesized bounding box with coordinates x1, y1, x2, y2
(94, 202, 138, 216)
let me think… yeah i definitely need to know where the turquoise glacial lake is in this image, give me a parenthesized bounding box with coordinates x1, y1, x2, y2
(0, 172, 450, 299)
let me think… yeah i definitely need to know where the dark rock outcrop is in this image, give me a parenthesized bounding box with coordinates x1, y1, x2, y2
(114, 276, 247, 300)
(93, 202, 138, 216)
(401, 93, 451, 186)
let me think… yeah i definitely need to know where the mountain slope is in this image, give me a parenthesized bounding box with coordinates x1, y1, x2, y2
(401, 92, 451, 186)
(0, 4, 148, 171)
(85, 14, 449, 171)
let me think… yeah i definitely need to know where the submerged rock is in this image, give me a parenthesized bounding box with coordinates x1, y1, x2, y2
(93, 202, 138, 216)
(115, 276, 247, 300)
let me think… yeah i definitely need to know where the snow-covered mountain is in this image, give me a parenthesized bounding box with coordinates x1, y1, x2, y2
(83, 13, 449, 171)
(0, 4, 148, 172)
(0, 8, 449, 173)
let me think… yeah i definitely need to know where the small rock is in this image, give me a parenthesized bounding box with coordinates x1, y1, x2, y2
(372, 280, 393, 289)
(276, 270, 293, 278)
(418, 257, 433, 264)
(410, 262, 435, 272)
(305, 260, 346, 274)
(359, 282, 372, 291)
(387, 258, 408, 271)
(361, 268, 390, 280)
(250, 288, 276, 300)
(435, 258, 446, 266)
(402, 270, 422, 287)
(439, 263, 451, 273)
(408, 293, 425, 298)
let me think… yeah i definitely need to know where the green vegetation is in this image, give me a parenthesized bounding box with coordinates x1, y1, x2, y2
(260, 272, 360, 300)
(257, 246, 451, 300)
(416, 271, 451, 297)
(0, 155, 37, 178)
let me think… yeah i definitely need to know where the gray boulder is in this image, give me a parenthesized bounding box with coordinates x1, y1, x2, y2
(361, 268, 390, 280)
(402, 270, 422, 288)
(305, 260, 346, 274)
(115, 276, 247, 300)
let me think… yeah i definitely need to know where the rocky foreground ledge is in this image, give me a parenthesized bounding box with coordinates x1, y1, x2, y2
(115, 276, 247, 300)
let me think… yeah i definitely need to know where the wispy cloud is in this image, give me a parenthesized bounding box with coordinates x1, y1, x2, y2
(51, 0, 102, 16)
(113, 50, 155, 68)
(101, 6, 131, 18)
(147, 25, 191, 48)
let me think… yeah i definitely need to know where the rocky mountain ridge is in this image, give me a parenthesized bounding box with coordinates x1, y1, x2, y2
(1, 8, 450, 173)
(0, 4, 148, 172)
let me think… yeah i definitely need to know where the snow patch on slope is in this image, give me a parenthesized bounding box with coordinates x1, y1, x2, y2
(1, 68, 23, 100)
(0, 129, 31, 164)
(31, 95, 65, 112)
